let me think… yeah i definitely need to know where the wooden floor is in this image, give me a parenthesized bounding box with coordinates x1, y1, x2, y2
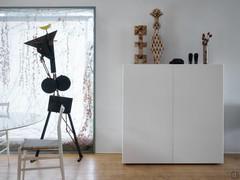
(0, 154, 240, 180)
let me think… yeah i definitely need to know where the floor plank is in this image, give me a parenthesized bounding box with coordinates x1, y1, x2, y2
(0, 154, 240, 180)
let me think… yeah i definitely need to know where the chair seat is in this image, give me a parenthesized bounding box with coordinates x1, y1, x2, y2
(0, 131, 6, 137)
(22, 139, 59, 150)
(17, 105, 66, 180)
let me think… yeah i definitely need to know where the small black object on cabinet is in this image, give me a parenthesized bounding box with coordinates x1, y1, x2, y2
(188, 53, 193, 64)
(169, 58, 184, 64)
(194, 53, 199, 64)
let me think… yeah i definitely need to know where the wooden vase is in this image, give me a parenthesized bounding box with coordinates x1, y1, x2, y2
(202, 32, 212, 64)
(134, 25, 147, 64)
(203, 45, 208, 64)
(150, 8, 164, 64)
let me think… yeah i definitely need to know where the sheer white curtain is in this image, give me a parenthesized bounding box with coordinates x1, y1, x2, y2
(0, 8, 94, 147)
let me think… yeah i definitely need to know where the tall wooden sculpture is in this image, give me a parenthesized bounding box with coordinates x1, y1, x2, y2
(134, 25, 147, 64)
(202, 32, 212, 64)
(150, 8, 164, 64)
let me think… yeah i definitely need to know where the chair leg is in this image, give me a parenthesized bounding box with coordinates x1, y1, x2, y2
(17, 146, 22, 180)
(6, 130, 10, 164)
(59, 149, 65, 180)
(22, 150, 27, 180)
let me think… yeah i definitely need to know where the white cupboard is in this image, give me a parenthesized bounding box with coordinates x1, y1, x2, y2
(122, 64, 224, 164)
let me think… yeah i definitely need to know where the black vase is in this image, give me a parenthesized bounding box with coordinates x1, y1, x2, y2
(194, 53, 199, 64)
(188, 53, 193, 64)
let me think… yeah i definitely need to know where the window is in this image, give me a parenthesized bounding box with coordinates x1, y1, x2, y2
(0, 7, 95, 151)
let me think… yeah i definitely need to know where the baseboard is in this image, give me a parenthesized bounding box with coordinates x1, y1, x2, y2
(224, 152, 240, 154)
(95, 152, 121, 154)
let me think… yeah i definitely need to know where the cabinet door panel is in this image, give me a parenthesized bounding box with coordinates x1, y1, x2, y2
(123, 65, 173, 163)
(173, 65, 224, 163)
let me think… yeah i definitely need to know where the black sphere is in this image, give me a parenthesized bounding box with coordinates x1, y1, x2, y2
(41, 78, 57, 93)
(56, 75, 71, 91)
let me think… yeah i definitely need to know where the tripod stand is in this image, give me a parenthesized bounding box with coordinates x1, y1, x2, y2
(30, 95, 83, 162)
(34, 110, 83, 162)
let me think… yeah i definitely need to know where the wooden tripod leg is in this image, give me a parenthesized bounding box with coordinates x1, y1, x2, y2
(67, 114, 83, 162)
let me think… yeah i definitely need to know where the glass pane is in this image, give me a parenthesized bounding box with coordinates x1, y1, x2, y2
(0, 8, 95, 151)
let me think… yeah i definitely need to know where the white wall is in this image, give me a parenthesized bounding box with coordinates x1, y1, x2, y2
(1, 0, 240, 153)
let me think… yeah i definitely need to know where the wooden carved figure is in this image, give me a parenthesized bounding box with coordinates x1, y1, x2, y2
(134, 25, 147, 64)
(150, 8, 164, 64)
(202, 32, 213, 64)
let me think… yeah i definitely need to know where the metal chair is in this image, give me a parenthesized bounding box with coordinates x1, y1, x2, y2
(0, 102, 10, 163)
(17, 105, 65, 180)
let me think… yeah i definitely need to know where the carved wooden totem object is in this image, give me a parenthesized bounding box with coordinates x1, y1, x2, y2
(150, 8, 164, 64)
(134, 25, 147, 64)
(202, 32, 212, 64)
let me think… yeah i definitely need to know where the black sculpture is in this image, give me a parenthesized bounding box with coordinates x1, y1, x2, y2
(188, 53, 193, 64)
(25, 31, 57, 73)
(188, 53, 199, 64)
(25, 29, 83, 162)
(169, 58, 184, 64)
(194, 53, 199, 64)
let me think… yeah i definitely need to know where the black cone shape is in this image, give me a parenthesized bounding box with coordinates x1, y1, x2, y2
(25, 31, 57, 60)
(25, 31, 57, 73)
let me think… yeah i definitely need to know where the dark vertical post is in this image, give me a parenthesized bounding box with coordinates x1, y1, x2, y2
(67, 114, 83, 162)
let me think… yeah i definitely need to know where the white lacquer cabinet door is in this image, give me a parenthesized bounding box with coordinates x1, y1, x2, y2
(173, 65, 224, 163)
(123, 65, 173, 163)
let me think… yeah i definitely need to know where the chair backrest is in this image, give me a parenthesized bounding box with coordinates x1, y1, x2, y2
(57, 105, 65, 147)
(0, 102, 9, 117)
